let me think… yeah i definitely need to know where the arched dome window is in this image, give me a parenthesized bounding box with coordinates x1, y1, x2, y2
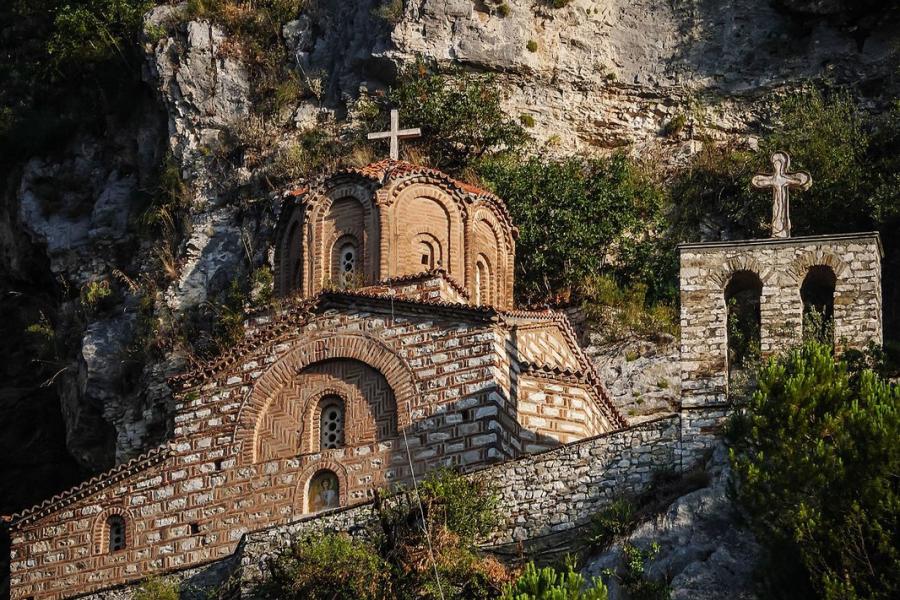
(106, 515, 126, 553)
(319, 395, 345, 450)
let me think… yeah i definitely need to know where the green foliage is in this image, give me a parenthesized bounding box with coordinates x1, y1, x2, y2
(520, 114, 536, 127)
(369, 59, 529, 174)
(587, 498, 636, 551)
(662, 114, 686, 138)
(251, 266, 275, 306)
(729, 341, 900, 599)
(497, 3, 511, 17)
(184, 0, 306, 115)
(254, 533, 389, 599)
(80, 279, 114, 313)
(546, 0, 573, 8)
(373, 0, 405, 25)
(501, 560, 608, 600)
(609, 543, 670, 600)
(580, 275, 677, 343)
(526, 40, 538, 52)
(270, 128, 345, 181)
(416, 469, 499, 545)
(480, 153, 672, 303)
(48, 0, 151, 65)
(0, 1, 151, 170)
(133, 576, 180, 600)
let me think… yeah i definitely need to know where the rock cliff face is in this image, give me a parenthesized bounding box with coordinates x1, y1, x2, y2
(0, 0, 896, 594)
(583, 444, 761, 600)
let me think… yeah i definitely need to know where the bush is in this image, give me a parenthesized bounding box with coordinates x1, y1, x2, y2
(373, 0, 404, 24)
(254, 533, 389, 599)
(478, 154, 670, 303)
(610, 543, 670, 600)
(367, 59, 529, 174)
(133, 576, 180, 600)
(729, 341, 900, 599)
(417, 469, 498, 544)
(501, 560, 608, 600)
(579, 275, 677, 343)
(587, 498, 636, 550)
(526, 40, 538, 52)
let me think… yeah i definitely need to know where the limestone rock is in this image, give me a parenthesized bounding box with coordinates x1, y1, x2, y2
(586, 336, 681, 423)
(582, 444, 761, 600)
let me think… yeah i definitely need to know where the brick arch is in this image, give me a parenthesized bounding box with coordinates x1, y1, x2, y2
(294, 460, 351, 514)
(387, 183, 467, 278)
(90, 506, 135, 556)
(469, 205, 514, 307)
(234, 333, 418, 465)
(784, 250, 850, 286)
(708, 255, 775, 290)
(306, 182, 380, 294)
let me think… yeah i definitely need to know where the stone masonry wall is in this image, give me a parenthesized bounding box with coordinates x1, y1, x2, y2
(680, 233, 883, 408)
(678, 232, 882, 455)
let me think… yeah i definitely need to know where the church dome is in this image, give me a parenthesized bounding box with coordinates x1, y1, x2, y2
(275, 159, 518, 309)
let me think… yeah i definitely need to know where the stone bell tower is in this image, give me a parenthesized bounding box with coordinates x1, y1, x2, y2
(678, 152, 883, 456)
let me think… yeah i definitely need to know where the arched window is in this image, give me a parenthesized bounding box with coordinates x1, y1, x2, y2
(475, 256, 491, 306)
(107, 516, 126, 553)
(307, 470, 340, 513)
(419, 240, 435, 270)
(319, 395, 345, 450)
(801, 265, 836, 345)
(338, 242, 356, 288)
(725, 270, 763, 395)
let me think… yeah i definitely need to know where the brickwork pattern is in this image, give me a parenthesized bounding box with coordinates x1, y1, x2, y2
(8, 294, 618, 599)
(276, 159, 517, 309)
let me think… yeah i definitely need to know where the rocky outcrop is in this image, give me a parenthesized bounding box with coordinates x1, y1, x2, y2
(583, 444, 761, 600)
(586, 335, 681, 423)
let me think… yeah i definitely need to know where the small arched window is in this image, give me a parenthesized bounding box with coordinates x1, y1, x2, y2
(107, 516, 126, 553)
(307, 470, 341, 513)
(419, 240, 435, 270)
(319, 396, 345, 450)
(339, 243, 356, 288)
(475, 256, 491, 306)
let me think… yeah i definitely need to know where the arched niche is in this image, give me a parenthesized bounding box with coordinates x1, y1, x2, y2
(801, 265, 837, 345)
(389, 185, 465, 279)
(724, 270, 763, 391)
(234, 334, 417, 465)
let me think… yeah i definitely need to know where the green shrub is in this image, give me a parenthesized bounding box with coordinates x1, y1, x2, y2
(417, 469, 499, 544)
(579, 275, 677, 343)
(497, 2, 511, 17)
(501, 560, 608, 600)
(478, 154, 671, 304)
(254, 533, 389, 599)
(606, 543, 670, 600)
(366, 59, 529, 174)
(588, 498, 636, 550)
(729, 341, 900, 599)
(80, 279, 114, 312)
(526, 40, 538, 52)
(270, 128, 345, 181)
(133, 576, 180, 600)
(661, 114, 686, 138)
(373, 0, 404, 24)
(519, 114, 536, 127)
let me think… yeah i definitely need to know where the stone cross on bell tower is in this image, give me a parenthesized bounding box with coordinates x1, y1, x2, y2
(367, 109, 421, 160)
(751, 151, 812, 238)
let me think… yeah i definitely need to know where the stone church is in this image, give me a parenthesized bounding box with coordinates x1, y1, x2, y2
(6, 158, 625, 599)
(6, 148, 885, 599)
